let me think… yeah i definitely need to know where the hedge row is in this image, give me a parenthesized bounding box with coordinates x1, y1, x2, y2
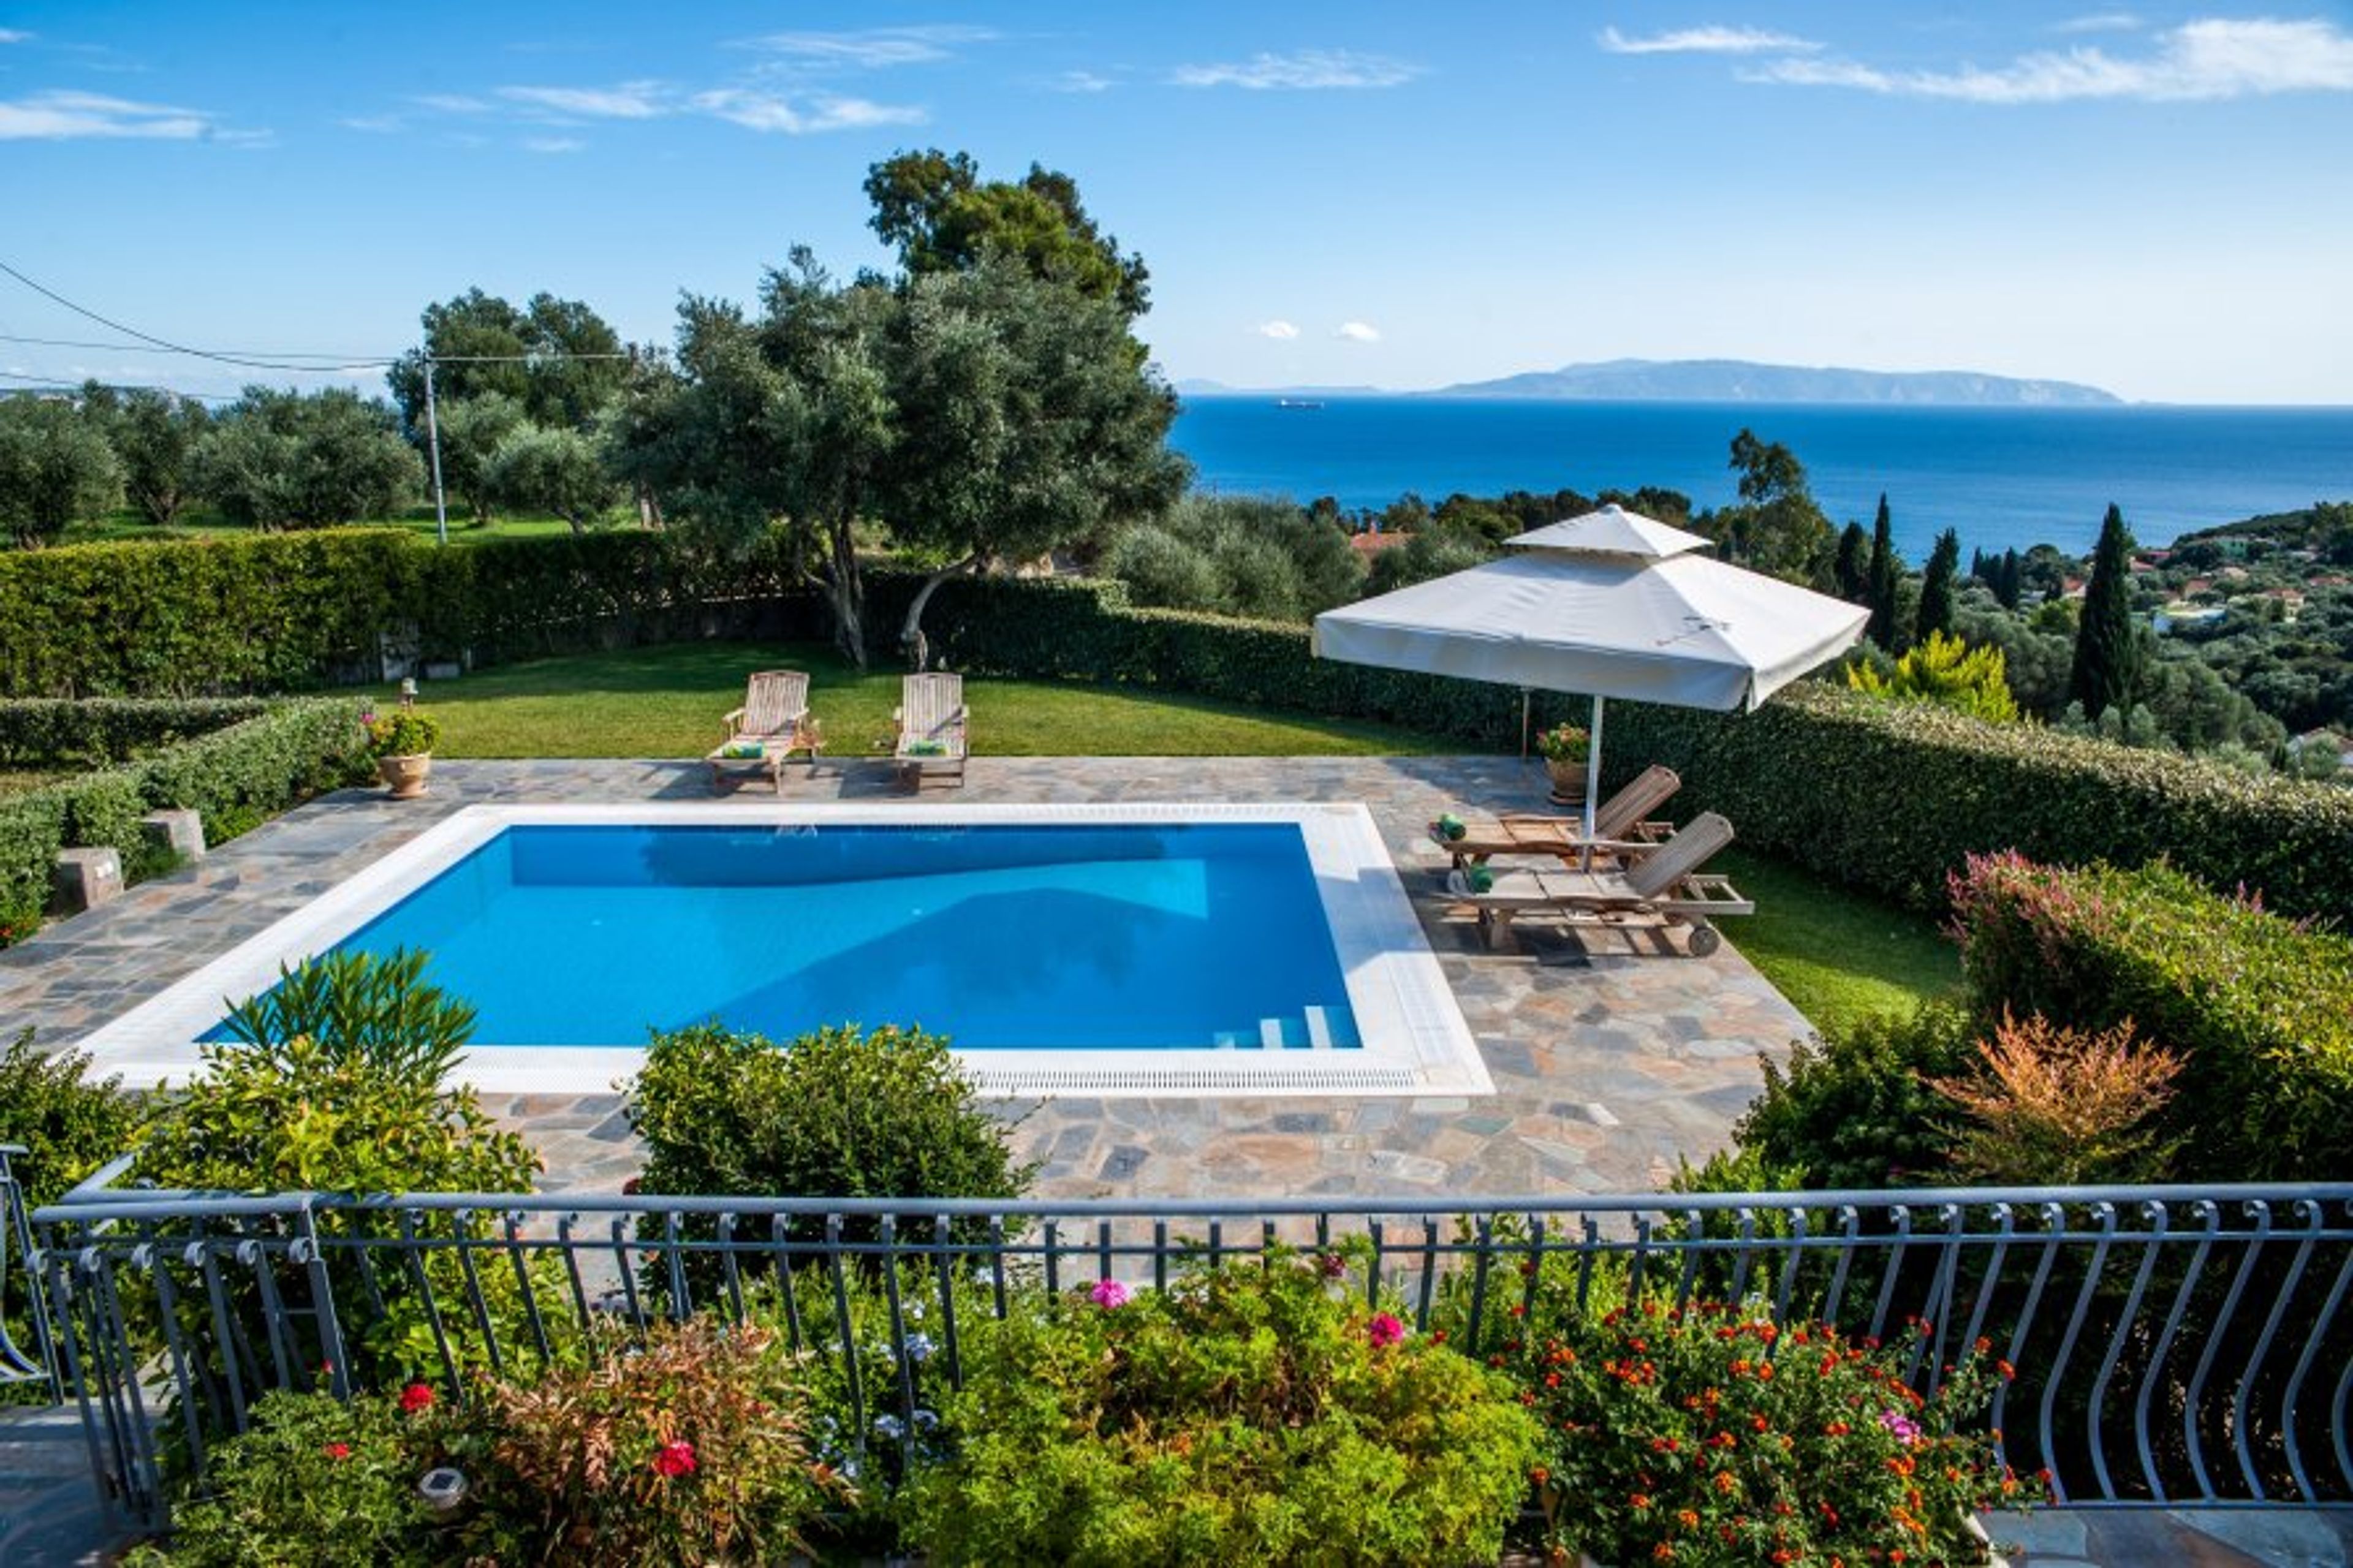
(0, 698, 369, 927)
(0, 698, 275, 767)
(1952, 853, 2353, 1181)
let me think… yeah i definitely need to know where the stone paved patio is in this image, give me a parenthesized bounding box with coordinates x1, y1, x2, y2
(5, 754, 1808, 1199)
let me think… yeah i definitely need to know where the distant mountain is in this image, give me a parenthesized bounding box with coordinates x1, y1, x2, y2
(1174, 379, 1387, 398)
(1427, 358, 2121, 406)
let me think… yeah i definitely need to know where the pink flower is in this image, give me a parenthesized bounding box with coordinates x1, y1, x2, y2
(1319, 1253, 1348, 1279)
(1090, 1278, 1131, 1309)
(1368, 1312, 1407, 1348)
(651, 1440, 697, 1478)
(1879, 1409, 1923, 1445)
(323, 1442, 352, 1461)
(398, 1382, 435, 1414)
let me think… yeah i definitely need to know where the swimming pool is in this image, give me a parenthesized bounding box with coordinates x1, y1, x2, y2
(81, 803, 1490, 1099)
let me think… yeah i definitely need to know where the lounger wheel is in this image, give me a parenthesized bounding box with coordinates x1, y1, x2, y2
(1686, 922, 1721, 958)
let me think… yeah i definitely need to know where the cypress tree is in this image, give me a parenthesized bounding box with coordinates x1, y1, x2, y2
(1833, 521, 1870, 602)
(1996, 548, 2023, 610)
(1915, 528, 1961, 643)
(1968, 545, 1987, 583)
(2069, 504, 2142, 719)
(1865, 493, 1901, 648)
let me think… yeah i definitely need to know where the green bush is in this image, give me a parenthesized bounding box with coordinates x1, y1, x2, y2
(0, 1030, 142, 1206)
(1729, 1004, 1977, 1191)
(627, 1023, 1034, 1275)
(1604, 680, 2353, 920)
(0, 697, 271, 766)
(1949, 853, 2353, 1181)
(1491, 1291, 2037, 1566)
(362, 709, 440, 759)
(907, 1256, 1543, 1567)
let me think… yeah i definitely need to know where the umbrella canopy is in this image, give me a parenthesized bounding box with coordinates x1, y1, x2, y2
(1313, 504, 1866, 713)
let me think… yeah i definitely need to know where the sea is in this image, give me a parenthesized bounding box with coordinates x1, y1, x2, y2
(1169, 396, 2353, 561)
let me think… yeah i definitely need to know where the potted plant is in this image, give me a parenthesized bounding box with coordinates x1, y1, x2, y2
(365, 709, 441, 800)
(1536, 721, 1591, 806)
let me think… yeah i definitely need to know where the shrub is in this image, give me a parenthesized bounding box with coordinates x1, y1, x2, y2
(0, 1030, 142, 1207)
(1496, 1294, 2039, 1566)
(1949, 852, 2353, 1181)
(217, 948, 477, 1084)
(362, 709, 440, 759)
(0, 697, 271, 767)
(457, 1317, 849, 1567)
(1848, 629, 2022, 724)
(1930, 1012, 2181, 1185)
(1733, 1004, 1977, 1191)
(123, 1389, 445, 1568)
(627, 1022, 1035, 1259)
(907, 1255, 1543, 1567)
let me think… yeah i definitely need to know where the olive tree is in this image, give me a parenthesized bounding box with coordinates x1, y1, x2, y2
(0, 395, 123, 547)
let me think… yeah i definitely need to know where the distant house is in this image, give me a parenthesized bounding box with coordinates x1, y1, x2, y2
(2153, 602, 2227, 634)
(2181, 577, 2215, 597)
(2060, 575, 2088, 600)
(1349, 531, 1410, 559)
(2290, 729, 2353, 770)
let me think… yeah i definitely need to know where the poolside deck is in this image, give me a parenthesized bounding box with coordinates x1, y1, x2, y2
(2, 755, 1809, 1200)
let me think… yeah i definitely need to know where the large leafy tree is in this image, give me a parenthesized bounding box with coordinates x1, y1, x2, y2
(485, 422, 620, 535)
(428, 390, 526, 526)
(109, 387, 211, 527)
(2069, 503, 2143, 719)
(1832, 520, 1869, 603)
(1708, 428, 1833, 585)
(192, 387, 423, 531)
(0, 395, 122, 547)
(881, 256, 1185, 664)
(865, 149, 1151, 317)
(1865, 494, 1902, 650)
(386, 289, 629, 434)
(1914, 528, 1961, 644)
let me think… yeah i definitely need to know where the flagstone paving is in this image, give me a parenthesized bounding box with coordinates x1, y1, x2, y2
(6, 753, 1808, 1200)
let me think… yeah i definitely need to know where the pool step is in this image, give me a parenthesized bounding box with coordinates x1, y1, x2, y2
(1208, 1010, 1354, 1051)
(1304, 1006, 1333, 1050)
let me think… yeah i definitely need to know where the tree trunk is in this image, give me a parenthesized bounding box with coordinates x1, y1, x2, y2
(900, 555, 983, 672)
(636, 483, 662, 531)
(813, 515, 866, 669)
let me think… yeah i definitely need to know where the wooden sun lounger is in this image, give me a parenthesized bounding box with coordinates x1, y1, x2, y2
(1430, 765, 1682, 869)
(1444, 811, 1750, 956)
(895, 672, 968, 789)
(707, 670, 813, 794)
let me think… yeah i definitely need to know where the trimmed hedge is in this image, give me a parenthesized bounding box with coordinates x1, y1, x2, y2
(1599, 681, 2353, 918)
(1951, 853, 2353, 1181)
(0, 698, 274, 766)
(0, 697, 369, 929)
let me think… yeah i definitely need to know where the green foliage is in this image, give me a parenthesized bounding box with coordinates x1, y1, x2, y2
(108, 388, 212, 529)
(866, 148, 1151, 316)
(1603, 680, 2353, 920)
(192, 387, 423, 531)
(1915, 526, 1961, 643)
(1847, 630, 2022, 724)
(124, 1390, 444, 1568)
(218, 949, 477, 1083)
(483, 421, 620, 534)
(627, 1022, 1034, 1257)
(1832, 520, 1869, 602)
(0, 395, 123, 547)
(1361, 523, 1495, 596)
(1534, 720, 1590, 763)
(461, 1316, 847, 1567)
(363, 708, 440, 759)
(0, 697, 272, 767)
(907, 1256, 1542, 1567)
(0, 1030, 141, 1206)
(1103, 494, 1365, 623)
(1733, 1004, 1976, 1190)
(1930, 1012, 2181, 1186)
(2068, 503, 2142, 718)
(1949, 852, 2353, 1181)
(428, 390, 527, 525)
(385, 288, 628, 434)
(1493, 1292, 2036, 1566)
(1703, 429, 1835, 585)
(1865, 494, 1902, 649)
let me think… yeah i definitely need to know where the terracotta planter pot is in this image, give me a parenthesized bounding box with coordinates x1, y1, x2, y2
(377, 752, 433, 800)
(1542, 756, 1588, 807)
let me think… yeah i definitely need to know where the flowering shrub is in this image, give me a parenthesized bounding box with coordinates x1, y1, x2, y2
(458, 1315, 847, 1566)
(363, 709, 439, 759)
(1930, 1011, 2182, 1184)
(1495, 1295, 2040, 1566)
(907, 1252, 1542, 1566)
(1536, 721, 1591, 764)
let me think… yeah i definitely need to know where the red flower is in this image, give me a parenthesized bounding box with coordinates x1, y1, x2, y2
(651, 1439, 697, 1478)
(1366, 1312, 1407, 1348)
(398, 1382, 435, 1414)
(322, 1442, 351, 1461)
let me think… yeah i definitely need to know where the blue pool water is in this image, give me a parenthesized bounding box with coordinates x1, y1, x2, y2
(213, 823, 1360, 1051)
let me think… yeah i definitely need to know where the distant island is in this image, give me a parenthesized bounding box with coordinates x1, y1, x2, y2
(1177, 359, 2122, 407)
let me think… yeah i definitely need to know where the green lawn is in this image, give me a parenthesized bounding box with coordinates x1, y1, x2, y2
(376, 640, 1459, 760)
(64, 506, 586, 548)
(374, 640, 1954, 1032)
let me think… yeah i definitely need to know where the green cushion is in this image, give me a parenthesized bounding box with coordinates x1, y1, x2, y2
(721, 741, 766, 760)
(906, 738, 949, 757)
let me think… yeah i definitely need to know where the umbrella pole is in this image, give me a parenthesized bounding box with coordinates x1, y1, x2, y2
(1585, 695, 1604, 843)
(1518, 688, 1531, 761)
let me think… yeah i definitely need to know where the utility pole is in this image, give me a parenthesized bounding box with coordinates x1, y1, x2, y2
(422, 355, 449, 546)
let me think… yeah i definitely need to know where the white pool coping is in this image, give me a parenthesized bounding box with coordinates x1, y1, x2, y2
(75, 801, 1492, 1100)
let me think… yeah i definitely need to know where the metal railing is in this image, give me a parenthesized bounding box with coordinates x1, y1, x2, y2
(34, 1182, 2353, 1533)
(0, 1143, 60, 1397)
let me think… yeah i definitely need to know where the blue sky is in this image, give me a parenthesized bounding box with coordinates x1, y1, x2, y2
(3, 3, 2350, 404)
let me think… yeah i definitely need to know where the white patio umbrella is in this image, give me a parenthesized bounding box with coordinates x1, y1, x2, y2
(1312, 504, 1870, 835)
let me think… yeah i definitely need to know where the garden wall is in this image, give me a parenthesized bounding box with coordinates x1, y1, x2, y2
(2, 530, 2346, 918)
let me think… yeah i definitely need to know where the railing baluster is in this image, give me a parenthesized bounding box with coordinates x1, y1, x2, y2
(2085, 1202, 2168, 1502)
(2234, 1200, 2326, 1501)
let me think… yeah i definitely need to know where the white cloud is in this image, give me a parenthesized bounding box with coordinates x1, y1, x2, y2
(1335, 321, 1381, 343)
(498, 81, 669, 119)
(414, 93, 493, 115)
(0, 89, 227, 140)
(692, 89, 924, 133)
(1744, 17, 2353, 102)
(1172, 50, 1420, 90)
(2054, 13, 2144, 34)
(736, 25, 996, 69)
(1254, 320, 1300, 340)
(342, 113, 406, 134)
(522, 135, 585, 153)
(1599, 25, 1822, 56)
(0, 29, 32, 44)
(1048, 70, 1115, 94)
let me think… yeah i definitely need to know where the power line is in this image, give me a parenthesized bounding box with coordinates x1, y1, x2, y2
(0, 369, 238, 402)
(0, 257, 396, 373)
(0, 330, 385, 362)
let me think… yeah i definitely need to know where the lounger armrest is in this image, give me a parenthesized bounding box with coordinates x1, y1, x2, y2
(1666, 873, 1755, 915)
(1630, 819, 1673, 843)
(722, 706, 747, 733)
(892, 705, 905, 722)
